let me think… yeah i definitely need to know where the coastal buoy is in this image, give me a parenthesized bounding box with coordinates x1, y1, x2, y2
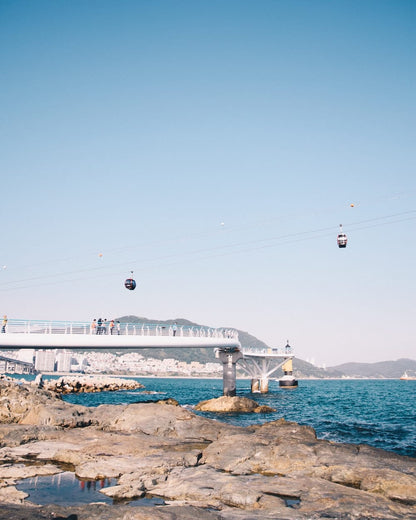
(279, 374, 298, 388)
(279, 357, 298, 389)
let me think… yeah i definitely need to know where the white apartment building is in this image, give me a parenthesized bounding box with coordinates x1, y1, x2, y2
(56, 351, 72, 372)
(35, 350, 56, 372)
(17, 349, 35, 364)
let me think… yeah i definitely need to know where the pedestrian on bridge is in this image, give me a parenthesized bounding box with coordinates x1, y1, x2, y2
(90, 319, 97, 335)
(1, 315, 7, 333)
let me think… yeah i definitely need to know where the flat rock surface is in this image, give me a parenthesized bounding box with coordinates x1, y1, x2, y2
(1, 380, 416, 519)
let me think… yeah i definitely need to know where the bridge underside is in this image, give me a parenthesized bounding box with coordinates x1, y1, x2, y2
(239, 353, 297, 392)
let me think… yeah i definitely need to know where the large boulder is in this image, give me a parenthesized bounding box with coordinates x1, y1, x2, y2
(0, 381, 93, 428)
(195, 396, 276, 413)
(99, 401, 242, 441)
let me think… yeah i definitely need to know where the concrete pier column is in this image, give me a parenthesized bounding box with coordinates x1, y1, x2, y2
(259, 378, 269, 393)
(251, 378, 260, 393)
(217, 349, 243, 396)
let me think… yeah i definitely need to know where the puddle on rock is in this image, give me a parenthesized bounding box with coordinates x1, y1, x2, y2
(285, 497, 301, 508)
(16, 471, 165, 507)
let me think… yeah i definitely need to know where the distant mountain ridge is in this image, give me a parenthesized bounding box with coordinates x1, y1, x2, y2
(116, 316, 414, 379)
(329, 358, 416, 379)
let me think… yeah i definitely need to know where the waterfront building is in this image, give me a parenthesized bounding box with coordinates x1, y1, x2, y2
(17, 349, 35, 364)
(56, 351, 72, 372)
(35, 350, 56, 372)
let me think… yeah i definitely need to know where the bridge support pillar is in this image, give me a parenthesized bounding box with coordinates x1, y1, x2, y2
(216, 349, 243, 396)
(260, 377, 269, 393)
(250, 377, 269, 393)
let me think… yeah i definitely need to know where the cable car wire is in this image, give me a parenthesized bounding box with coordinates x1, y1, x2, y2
(1, 210, 415, 292)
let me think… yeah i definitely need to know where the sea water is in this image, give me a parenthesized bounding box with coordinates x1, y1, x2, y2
(60, 377, 416, 458)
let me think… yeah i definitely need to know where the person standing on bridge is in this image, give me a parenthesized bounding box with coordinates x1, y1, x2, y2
(172, 322, 177, 336)
(109, 319, 115, 335)
(90, 319, 97, 335)
(1, 315, 7, 333)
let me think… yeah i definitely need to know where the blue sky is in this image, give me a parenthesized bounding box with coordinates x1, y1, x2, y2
(1, 0, 415, 365)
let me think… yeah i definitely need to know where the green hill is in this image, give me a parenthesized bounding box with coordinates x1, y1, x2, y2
(292, 357, 343, 379)
(114, 316, 271, 364)
(114, 316, 339, 378)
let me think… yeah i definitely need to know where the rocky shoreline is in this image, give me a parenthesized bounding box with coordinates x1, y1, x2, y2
(1, 379, 416, 519)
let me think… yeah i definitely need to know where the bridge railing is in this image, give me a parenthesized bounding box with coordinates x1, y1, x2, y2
(242, 346, 293, 357)
(3, 319, 239, 340)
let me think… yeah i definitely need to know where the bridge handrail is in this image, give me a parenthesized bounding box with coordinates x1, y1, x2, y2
(2, 319, 239, 340)
(242, 346, 293, 356)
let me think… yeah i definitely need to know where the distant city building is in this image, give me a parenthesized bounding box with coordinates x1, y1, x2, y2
(35, 350, 56, 372)
(17, 349, 35, 364)
(56, 351, 72, 372)
(70, 353, 88, 372)
(25, 349, 222, 376)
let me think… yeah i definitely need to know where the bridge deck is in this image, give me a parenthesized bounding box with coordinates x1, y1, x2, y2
(0, 333, 241, 350)
(0, 319, 241, 350)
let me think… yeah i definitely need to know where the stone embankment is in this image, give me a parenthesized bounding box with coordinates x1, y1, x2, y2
(41, 375, 144, 394)
(1, 379, 416, 520)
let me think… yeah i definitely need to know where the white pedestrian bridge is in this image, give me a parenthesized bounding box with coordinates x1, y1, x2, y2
(0, 319, 296, 395)
(0, 319, 241, 350)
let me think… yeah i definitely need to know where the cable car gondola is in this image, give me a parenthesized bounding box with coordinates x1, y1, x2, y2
(337, 224, 347, 248)
(124, 271, 136, 290)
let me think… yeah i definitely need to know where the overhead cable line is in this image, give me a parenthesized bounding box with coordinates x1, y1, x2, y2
(1, 210, 415, 292)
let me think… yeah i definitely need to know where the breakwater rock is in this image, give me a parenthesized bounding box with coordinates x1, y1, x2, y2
(41, 375, 144, 394)
(1, 380, 416, 519)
